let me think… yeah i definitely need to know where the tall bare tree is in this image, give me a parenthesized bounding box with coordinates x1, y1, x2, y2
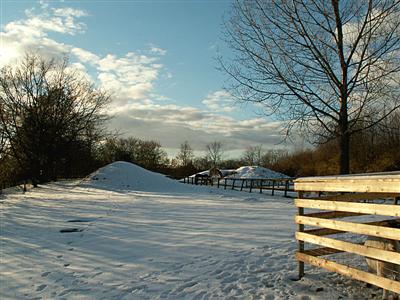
(221, 0, 400, 174)
(176, 141, 194, 167)
(206, 141, 224, 168)
(242, 145, 263, 165)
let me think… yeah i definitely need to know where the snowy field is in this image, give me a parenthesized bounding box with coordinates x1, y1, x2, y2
(1, 162, 381, 299)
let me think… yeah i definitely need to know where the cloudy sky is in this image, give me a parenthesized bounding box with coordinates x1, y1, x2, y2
(1, 0, 289, 157)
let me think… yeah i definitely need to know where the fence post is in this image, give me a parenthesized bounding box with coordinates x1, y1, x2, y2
(217, 178, 220, 188)
(224, 178, 227, 190)
(298, 191, 305, 279)
(284, 180, 289, 197)
(249, 179, 253, 193)
(232, 179, 236, 190)
(271, 180, 275, 196)
(240, 179, 244, 191)
(260, 179, 263, 194)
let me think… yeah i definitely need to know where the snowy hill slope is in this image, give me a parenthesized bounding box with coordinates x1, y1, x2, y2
(191, 166, 288, 180)
(81, 161, 193, 193)
(229, 166, 289, 179)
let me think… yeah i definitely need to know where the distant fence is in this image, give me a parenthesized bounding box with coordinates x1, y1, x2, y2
(294, 172, 400, 295)
(182, 176, 295, 197)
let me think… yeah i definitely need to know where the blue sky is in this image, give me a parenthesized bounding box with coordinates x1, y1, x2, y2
(1, 0, 287, 157)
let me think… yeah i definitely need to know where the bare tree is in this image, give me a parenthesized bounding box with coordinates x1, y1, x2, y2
(176, 141, 194, 167)
(221, 0, 400, 174)
(241, 145, 263, 165)
(136, 140, 169, 170)
(0, 53, 110, 184)
(206, 141, 224, 168)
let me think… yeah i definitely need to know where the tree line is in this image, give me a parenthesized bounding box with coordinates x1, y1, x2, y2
(1, 51, 398, 190)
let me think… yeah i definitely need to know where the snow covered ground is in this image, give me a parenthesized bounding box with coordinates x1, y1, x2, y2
(1, 162, 380, 299)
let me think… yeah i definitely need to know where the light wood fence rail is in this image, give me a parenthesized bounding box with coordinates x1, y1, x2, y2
(294, 172, 400, 295)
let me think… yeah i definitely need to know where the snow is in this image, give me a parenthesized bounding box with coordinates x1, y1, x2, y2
(82, 161, 196, 193)
(190, 166, 288, 180)
(1, 162, 380, 299)
(227, 166, 288, 179)
(189, 169, 237, 178)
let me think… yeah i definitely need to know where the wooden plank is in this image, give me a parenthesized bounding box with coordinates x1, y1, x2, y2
(295, 216, 400, 240)
(294, 172, 400, 193)
(295, 199, 400, 217)
(303, 247, 344, 256)
(295, 181, 400, 193)
(316, 193, 399, 202)
(296, 232, 400, 265)
(296, 252, 400, 293)
(304, 218, 400, 236)
(298, 191, 305, 279)
(304, 211, 365, 219)
(305, 227, 343, 236)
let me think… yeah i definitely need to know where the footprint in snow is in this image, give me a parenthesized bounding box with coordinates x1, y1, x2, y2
(67, 219, 92, 223)
(36, 284, 47, 292)
(173, 281, 198, 293)
(60, 228, 83, 233)
(41, 271, 51, 277)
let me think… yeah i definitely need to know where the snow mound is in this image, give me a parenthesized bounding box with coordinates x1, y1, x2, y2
(228, 166, 288, 179)
(82, 161, 190, 193)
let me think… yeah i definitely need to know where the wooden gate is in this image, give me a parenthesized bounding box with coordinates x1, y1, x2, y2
(294, 172, 400, 294)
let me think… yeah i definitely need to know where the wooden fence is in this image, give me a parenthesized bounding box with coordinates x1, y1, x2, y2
(294, 172, 400, 295)
(182, 176, 295, 197)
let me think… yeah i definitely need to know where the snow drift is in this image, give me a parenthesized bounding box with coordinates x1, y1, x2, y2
(82, 161, 190, 193)
(227, 166, 288, 179)
(191, 166, 288, 180)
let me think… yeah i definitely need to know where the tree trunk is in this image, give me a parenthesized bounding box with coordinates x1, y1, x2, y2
(339, 131, 350, 174)
(339, 99, 350, 174)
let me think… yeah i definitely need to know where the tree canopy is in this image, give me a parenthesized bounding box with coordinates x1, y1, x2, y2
(0, 54, 110, 185)
(222, 0, 400, 173)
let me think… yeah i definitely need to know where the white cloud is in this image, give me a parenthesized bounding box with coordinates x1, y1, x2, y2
(202, 90, 237, 112)
(109, 110, 285, 152)
(94, 53, 162, 101)
(107, 101, 286, 151)
(149, 46, 167, 56)
(0, 4, 87, 67)
(0, 4, 165, 104)
(71, 47, 99, 63)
